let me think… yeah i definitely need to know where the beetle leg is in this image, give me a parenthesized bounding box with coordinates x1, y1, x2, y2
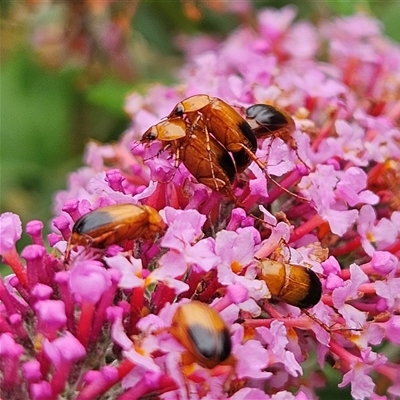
(179, 354, 194, 399)
(259, 138, 311, 200)
(264, 136, 274, 171)
(238, 144, 310, 202)
(156, 142, 181, 184)
(266, 134, 311, 172)
(158, 142, 171, 158)
(269, 238, 292, 263)
(174, 144, 181, 169)
(302, 310, 337, 333)
(64, 239, 73, 264)
(293, 145, 311, 171)
(187, 113, 203, 136)
(265, 171, 310, 201)
(64, 233, 94, 264)
(202, 125, 220, 191)
(64, 253, 71, 266)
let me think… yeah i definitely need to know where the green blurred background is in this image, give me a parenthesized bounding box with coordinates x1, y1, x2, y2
(1, 1, 399, 398)
(1, 0, 399, 231)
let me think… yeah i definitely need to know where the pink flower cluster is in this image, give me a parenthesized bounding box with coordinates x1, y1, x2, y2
(1, 6, 400, 400)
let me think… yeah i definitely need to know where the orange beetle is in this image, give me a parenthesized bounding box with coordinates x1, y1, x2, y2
(65, 204, 166, 260)
(257, 258, 322, 308)
(170, 301, 233, 369)
(168, 94, 258, 173)
(181, 128, 237, 196)
(168, 96, 309, 201)
(141, 118, 188, 146)
(141, 118, 236, 197)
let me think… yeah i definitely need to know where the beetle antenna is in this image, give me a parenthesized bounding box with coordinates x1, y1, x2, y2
(302, 309, 364, 333)
(64, 239, 72, 265)
(264, 134, 311, 172)
(131, 139, 142, 152)
(238, 144, 310, 202)
(265, 171, 310, 202)
(247, 213, 277, 229)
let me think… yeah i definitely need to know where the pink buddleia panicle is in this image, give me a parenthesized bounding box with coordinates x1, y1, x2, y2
(1, 4, 400, 400)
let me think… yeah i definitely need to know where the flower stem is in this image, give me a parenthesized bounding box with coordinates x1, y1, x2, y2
(330, 236, 362, 257)
(2, 249, 28, 289)
(76, 301, 96, 348)
(289, 214, 325, 242)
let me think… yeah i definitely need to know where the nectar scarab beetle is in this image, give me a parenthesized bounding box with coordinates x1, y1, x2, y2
(170, 300, 233, 369)
(168, 94, 258, 173)
(65, 204, 166, 261)
(257, 258, 322, 308)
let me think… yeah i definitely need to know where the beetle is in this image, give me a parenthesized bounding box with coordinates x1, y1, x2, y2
(256, 258, 322, 308)
(170, 300, 233, 369)
(245, 104, 295, 142)
(141, 117, 187, 147)
(178, 123, 237, 197)
(168, 96, 309, 201)
(245, 104, 310, 170)
(168, 94, 258, 173)
(65, 204, 166, 261)
(141, 118, 237, 198)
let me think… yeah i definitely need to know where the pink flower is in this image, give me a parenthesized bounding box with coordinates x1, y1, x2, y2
(160, 207, 206, 251)
(30, 381, 52, 400)
(42, 332, 86, 398)
(374, 276, 400, 310)
(230, 387, 271, 399)
(257, 321, 302, 377)
(104, 254, 143, 289)
(0, 213, 22, 255)
(335, 167, 379, 206)
(69, 261, 112, 304)
(298, 165, 359, 235)
(2, 5, 400, 399)
(0, 333, 25, 389)
(123, 339, 161, 373)
(332, 263, 369, 328)
(382, 315, 400, 344)
(43, 331, 86, 367)
(357, 205, 399, 256)
(333, 263, 369, 306)
(33, 299, 67, 339)
(154, 208, 220, 291)
(339, 349, 387, 400)
(258, 5, 297, 43)
(233, 327, 271, 380)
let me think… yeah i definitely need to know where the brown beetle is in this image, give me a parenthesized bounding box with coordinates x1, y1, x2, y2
(170, 301, 233, 369)
(169, 96, 309, 201)
(168, 94, 258, 173)
(256, 258, 322, 308)
(141, 118, 236, 197)
(65, 204, 166, 261)
(245, 104, 309, 170)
